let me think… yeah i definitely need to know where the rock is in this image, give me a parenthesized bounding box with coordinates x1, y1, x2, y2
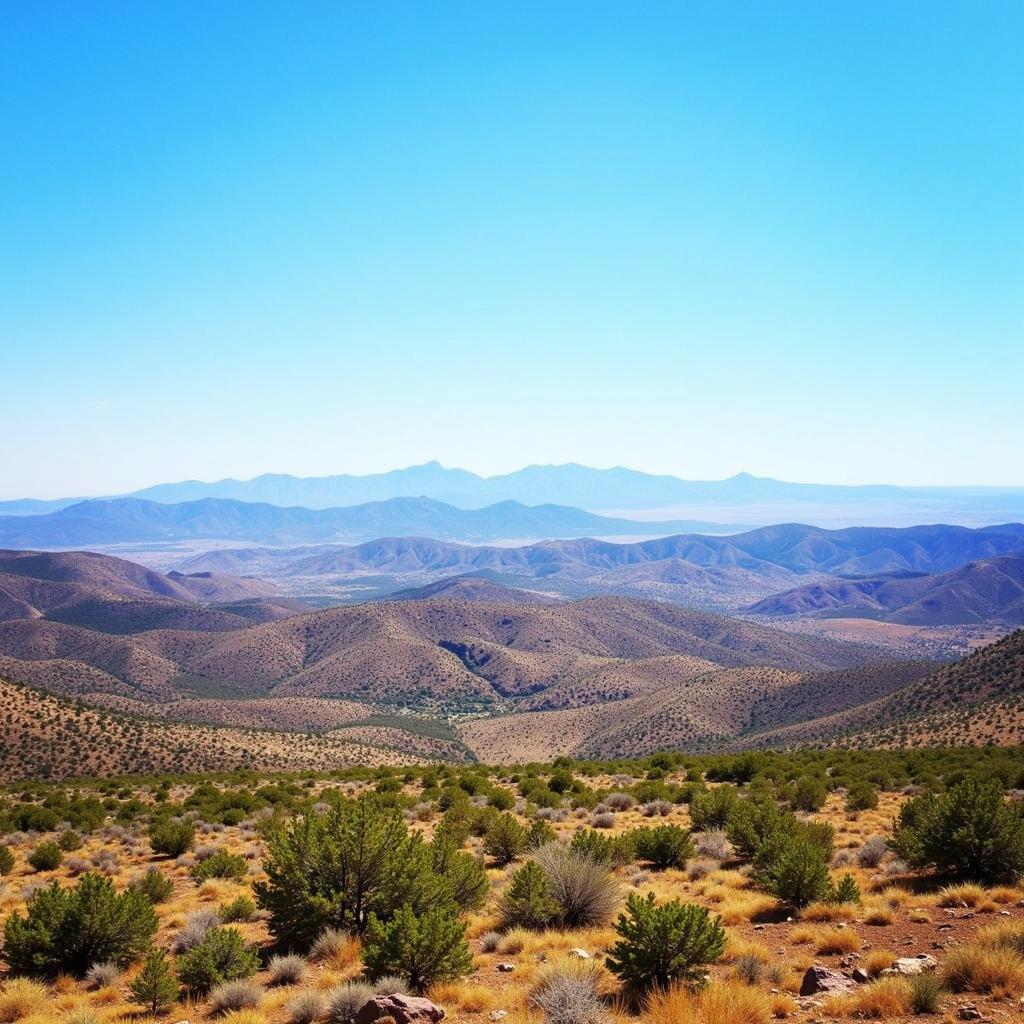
(1000, 910, 1011, 916)
(568, 948, 591, 959)
(852, 968, 871, 984)
(958, 1006, 983, 1021)
(489, 1012, 508, 1021)
(355, 995, 445, 1024)
(799, 966, 855, 996)
(497, 963, 515, 973)
(882, 955, 938, 977)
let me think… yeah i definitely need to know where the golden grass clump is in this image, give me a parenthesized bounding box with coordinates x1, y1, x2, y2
(937, 883, 986, 908)
(800, 901, 856, 923)
(770, 993, 798, 1018)
(940, 944, 1024, 995)
(0, 979, 49, 1023)
(828, 977, 912, 1018)
(862, 903, 896, 925)
(644, 980, 771, 1024)
(814, 927, 860, 955)
(862, 949, 897, 978)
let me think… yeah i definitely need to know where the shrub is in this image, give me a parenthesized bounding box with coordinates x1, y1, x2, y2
(124, 869, 170, 908)
(220, 894, 258, 923)
(757, 832, 833, 908)
(268, 952, 308, 986)
(327, 980, 376, 1023)
(209, 977, 263, 1014)
(891, 777, 1024, 883)
(58, 830, 83, 851)
(690, 786, 739, 831)
(791, 776, 827, 813)
(430, 837, 488, 912)
(832, 873, 861, 904)
(528, 818, 557, 850)
(311, 926, 353, 964)
(289, 989, 328, 1024)
(530, 961, 607, 1024)
(149, 819, 195, 858)
(605, 891, 726, 992)
(644, 980, 770, 1024)
(0, 846, 13, 875)
(176, 926, 260, 993)
(499, 860, 559, 929)
(857, 836, 888, 868)
(128, 947, 179, 1014)
(3, 873, 157, 976)
(570, 828, 636, 867)
(635, 825, 694, 870)
(362, 904, 473, 991)
(172, 908, 220, 953)
(841, 976, 913, 1018)
(27, 841, 62, 872)
(845, 781, 879, 812)
(257, 797, 455, 948)
(483, 812, 527, 866)
(85, 961, 120, 988)
(191, 849, 247, 881)
(534, 843, 620, 928)
(479, 930, 501, 952)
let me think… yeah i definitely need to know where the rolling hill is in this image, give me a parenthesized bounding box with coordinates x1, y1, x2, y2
(0, 495, 711, 549)
(748, 555, 1024, 625)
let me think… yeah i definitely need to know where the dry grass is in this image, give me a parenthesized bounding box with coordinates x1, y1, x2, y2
(940, 944, 1024, 995)
(938, 883, 987, 908)
(862, 902, 897, 925)
(644, 980, 771, 1024)
(0, 980, 49, 1023)
(863, 949, 897, 977)
(827, 977, 912, 1018)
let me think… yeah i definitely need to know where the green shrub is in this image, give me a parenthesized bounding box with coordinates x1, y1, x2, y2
(845, 780, 879, 812)
(605, 892, 725, 992)
(483, 813, 527, 866)
(176, 926, 260, 993)
(130, 868, 174, 904)
(527, 819, 557, 850)
(499, 860, 559, 929)
(890, 777, 1024, 883)
(27, 841, 63, 872)
(129, 947, 179, 1013)
(149, 820, 195, 858)
(220, 894, 257, 923)
(256, 797, 455, 948)
(191, 849, 247, 882)
(908, 971, 944, 1014)
(725, 799, 791, 860)
(635, 825, 694, 870)
(2, 873, 157, 976)
(0, 846, 14, 875)
(757, 832, 833, 908)
(362, 904, 473, 991)
(569, 828, 636, 867)
(689, 786, 739, 831)
(790, 776, 828, 813)
(430, 837, 488, 912)
(58, 830, 83, 852)
(832, 873, 861, 904)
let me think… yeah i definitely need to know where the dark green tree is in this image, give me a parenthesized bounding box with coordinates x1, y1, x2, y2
(129, 947, 179, 1014)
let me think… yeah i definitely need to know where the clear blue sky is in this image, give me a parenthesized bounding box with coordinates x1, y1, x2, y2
(3, 2, 1022, 498)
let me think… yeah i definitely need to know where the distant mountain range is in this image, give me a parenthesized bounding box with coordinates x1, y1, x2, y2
(748, 554, 1024, 626)
(4, 462, 1023, 525)
(0, 496, 717, 549)
(177, 522, 1024, 613)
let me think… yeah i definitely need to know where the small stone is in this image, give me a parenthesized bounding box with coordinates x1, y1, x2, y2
(882, 955, 938, 976)
(958, 1006, 983, 1021)
(568, 948, 591, 959)
(1000, 910, 1012, 916)
(489, 1012, 508, 1021)
(497, 963, 515, 973)
(852, 968, 871, 984)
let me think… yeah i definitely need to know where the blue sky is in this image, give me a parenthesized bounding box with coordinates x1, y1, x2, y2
(3, 2, 1022, 498)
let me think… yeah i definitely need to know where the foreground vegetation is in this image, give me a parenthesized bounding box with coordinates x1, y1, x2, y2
(0, 747, 1023, 1023)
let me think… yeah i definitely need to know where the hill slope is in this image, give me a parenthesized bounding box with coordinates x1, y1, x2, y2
(748, 555, 1024, 625)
